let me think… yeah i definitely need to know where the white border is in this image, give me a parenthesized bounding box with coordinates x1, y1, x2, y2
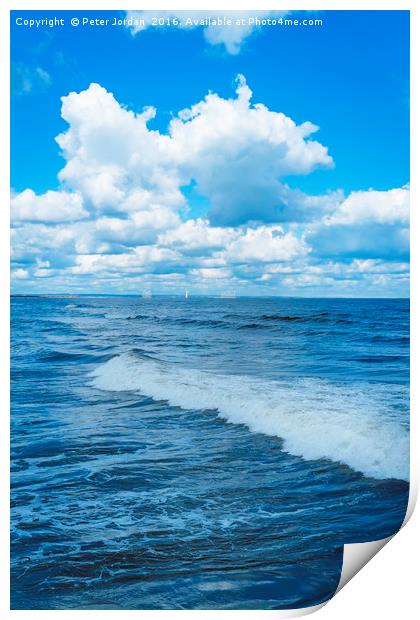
(1, 1, 417, 618)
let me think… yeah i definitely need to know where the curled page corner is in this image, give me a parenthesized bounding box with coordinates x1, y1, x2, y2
(336, 536, 392, 594)
(334, 479, 417, 598)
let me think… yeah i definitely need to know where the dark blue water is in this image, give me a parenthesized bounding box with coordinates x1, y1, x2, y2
(10, 296, 409, 610)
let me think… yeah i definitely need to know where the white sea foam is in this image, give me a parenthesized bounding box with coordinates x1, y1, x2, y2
(91, 352, 409, 481)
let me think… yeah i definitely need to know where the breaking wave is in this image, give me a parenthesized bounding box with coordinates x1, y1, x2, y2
(91, 351, 409, 481)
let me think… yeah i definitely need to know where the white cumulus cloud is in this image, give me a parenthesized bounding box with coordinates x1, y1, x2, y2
(10, 77, 409, 297)
(226, 226, 308, 263)
(309, 186, 410, 260)
(168, 74, 333, 225)
(159, 218, 236, 254)
(35, 76, 333, 230)
(325, 186, 409, 225)
(11, 189, 87, 223)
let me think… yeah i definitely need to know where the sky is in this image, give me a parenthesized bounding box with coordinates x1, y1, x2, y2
(11, 10, 410, 296)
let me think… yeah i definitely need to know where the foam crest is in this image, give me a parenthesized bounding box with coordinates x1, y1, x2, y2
(91, 352, 409, 481)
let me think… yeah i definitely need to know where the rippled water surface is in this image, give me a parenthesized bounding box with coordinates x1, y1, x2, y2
(11, 296, 409, 609)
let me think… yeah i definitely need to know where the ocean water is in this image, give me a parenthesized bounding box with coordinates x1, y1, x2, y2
(10, 296, 409, 610)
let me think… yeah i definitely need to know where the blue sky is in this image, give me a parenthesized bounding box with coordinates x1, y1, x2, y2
(11, 10, 410, 296)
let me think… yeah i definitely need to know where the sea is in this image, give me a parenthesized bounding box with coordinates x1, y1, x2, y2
(10, 295, 410, 610)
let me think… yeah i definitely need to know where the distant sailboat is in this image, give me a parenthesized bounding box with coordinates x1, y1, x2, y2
(142, 291, 152, 299)
(184, 290, 189, 300)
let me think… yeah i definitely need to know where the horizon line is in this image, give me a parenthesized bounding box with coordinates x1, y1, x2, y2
(10, 293, 410, 300)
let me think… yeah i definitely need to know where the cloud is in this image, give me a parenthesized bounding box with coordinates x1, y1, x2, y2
(126, 10, 287, 55)
(189, 267, 232, 280)
(10, 77, 409, 296)
(169, 74, 333, 225)
(11, 63, 51, 96)
(308, 186, 410, 260)
(277, 258, 410, 296)
(55, 83, 183, 215)
(37, 76, 333, 231)
(159, 218, 235, 255)
(324, 186, 409, 225)
(225, 226, 308, 263)
(94, 209, 181, 246)
(11, 222, 82, 270)
(35, 67, 51, 85)
(72, 246, 182, 275)
(11, 189, 87, 223)
(310, 223, 409, 260)
(11, 268, 29, 280)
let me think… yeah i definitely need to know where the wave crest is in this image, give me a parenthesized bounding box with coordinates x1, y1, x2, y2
(91, 352, 409, 481)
